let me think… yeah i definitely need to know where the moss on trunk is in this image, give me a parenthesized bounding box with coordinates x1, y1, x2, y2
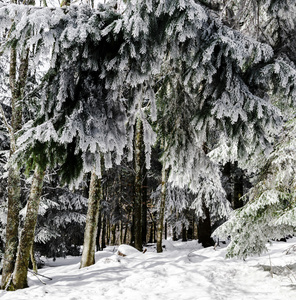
(2, 45, 29, 289)
(80, 171, 102, 268)
(12, 164, 45, 290)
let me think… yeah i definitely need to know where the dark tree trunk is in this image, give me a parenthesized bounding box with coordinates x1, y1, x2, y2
(133, 118, 143, 251)
(106, 218, 110, 245)
(123, 211, 130, 244)
(130, 212, 135, 245)
(157, 162, 167, 252)
(232, 162, 244, 209)
(142, 173, 147, 245)
(101, 215, 106, 249)
(223, 162, 245, 209)
(198, 201, 215, 248)
(111, 224, 116, 245)
(173, 227, 178, 241)
(188, 213, 194, 240)
(182, 224, 187, 242)
(96, 210, 102, 251)
(119, 221, 123, 244)
(123, 224, 128, 244)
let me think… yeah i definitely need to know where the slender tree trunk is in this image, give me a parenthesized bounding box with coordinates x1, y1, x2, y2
(142, 173, 147, 245)
(12, 164, 45, 290)
(191, 214, 195, 240)
(101, 215, 106, 249)
(111, 225, 116, 245)
(182, 224, 187, 242)
(130, 213, 135, 245)
(157, 162, 167, 253)
(80, 171, 102, 268)
(119, 221, 123, 244)
(173, 227, 178, 241)
(123, 210, 130, 244)
(134, 118, 143, 251)
(106, 218, 110, 245)
(123, 224, 128, 244)
(1, 44, 29, 289)
(96, 210, 102, 251)
(148, 222, 153, 243)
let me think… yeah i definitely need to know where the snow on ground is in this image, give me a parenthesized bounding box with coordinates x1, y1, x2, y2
(1, 238, 296, 300)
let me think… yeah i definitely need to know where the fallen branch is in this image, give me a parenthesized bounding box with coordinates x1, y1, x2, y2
(28, 269, 53, 281)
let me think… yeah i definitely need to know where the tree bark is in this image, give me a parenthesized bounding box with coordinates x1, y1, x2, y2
(119, 220, 123, 244)
(142, 173, 147, 245)
(106, 218, 110, 245)
(182, 223, 187, 242)
(198, 201, 215, 248)
(96, 210, 102, 251)
(30, 245, 37, 273)
(101, 215, 106, 249)
(133, 118, 143, 251)
(1, 167, 21, 289)
(12, 164, 45, 290)
(157, 162, 167, 253)
(80, 171, 102, 268)
(111, 225, 116, 245)
(123, 213, 129, 244)
(1, 44, 29, 289)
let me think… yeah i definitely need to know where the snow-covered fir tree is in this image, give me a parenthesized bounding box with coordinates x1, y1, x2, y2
(212, 0, 296, 258)
(34, 173, 88, 257)
(154, 0, 281, 245)
(0, 1, 296, 283)
(0, 1, 282, 189)
(214, 118, 296, 258)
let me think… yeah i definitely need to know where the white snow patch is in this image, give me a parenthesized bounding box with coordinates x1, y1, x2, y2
(117, 244, 141, 256)
(0, 239, 296, 299)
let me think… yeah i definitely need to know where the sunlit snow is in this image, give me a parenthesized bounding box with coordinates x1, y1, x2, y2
(1, 239, 296, 299)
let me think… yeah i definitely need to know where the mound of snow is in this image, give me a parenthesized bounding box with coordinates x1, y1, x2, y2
(117, 244, 141, 257)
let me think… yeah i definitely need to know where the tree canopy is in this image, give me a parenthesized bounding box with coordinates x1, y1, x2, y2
(0, 0, 296, 265)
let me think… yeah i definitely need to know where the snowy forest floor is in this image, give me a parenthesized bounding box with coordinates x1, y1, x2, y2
(1, 238, 296, 300)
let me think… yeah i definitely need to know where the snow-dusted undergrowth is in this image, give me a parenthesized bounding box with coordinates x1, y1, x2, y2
(1, 238, 296, 300)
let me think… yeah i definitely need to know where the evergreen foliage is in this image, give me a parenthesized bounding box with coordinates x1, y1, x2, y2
(6, 4, 127, 184)
(34, 177, 87, 257)
(1, 1, 282, 185)
(214, 118, 296, 258)
(212, 0, 296, 258)
(0, 0, 296, 267)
